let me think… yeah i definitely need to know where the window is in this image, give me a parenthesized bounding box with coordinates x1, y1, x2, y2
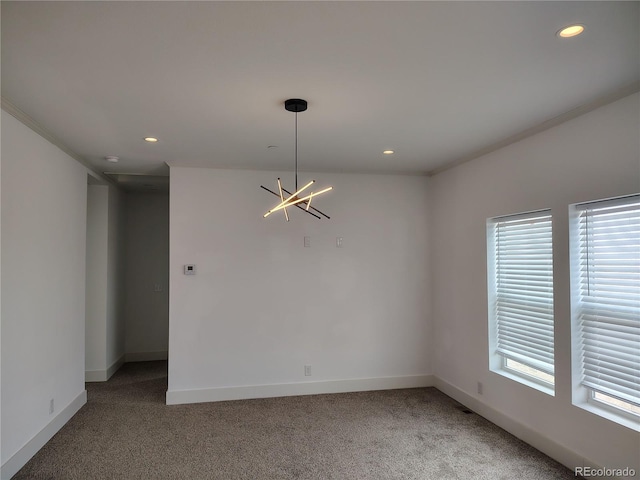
(571, 195, 640, 424)
(487, 210, 554, 393)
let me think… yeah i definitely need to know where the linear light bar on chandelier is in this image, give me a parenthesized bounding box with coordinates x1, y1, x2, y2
(264, 181, 333, 218)
(277, 178, 289, 222)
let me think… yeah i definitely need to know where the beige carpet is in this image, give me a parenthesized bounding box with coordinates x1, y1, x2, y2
(14, 361, 575, 479)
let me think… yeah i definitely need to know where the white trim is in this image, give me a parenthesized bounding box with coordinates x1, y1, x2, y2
(577, 396, 640, 433)
(107, 355, 125, 379)
(125, 350, 168, 363)
(432, 377, 621, 479)
(166, 374, 434, 405)
(494, 363, 555, 397)
(1, 97, 115, 186)
(1, 390, 87, 480)
(428, 81, 640, 176)
(85, 369, 107, 382)
(85, 354, 125, 382)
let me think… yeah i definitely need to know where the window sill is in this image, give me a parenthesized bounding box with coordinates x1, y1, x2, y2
(491, 367, 555, 396)
(575, 400, 640, 432)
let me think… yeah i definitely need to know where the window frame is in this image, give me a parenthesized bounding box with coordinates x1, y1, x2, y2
(487, 209, 555, 395)
(569, 194, 640, 431)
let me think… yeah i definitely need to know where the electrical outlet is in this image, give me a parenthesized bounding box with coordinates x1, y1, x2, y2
(49, 398, 55, 415)
(154, 284, 162, 292)
(304, 236, 311, 248)
(304, 365, 312, 376)
(336, 236, 343, 248)
(477, 382, 483, 395)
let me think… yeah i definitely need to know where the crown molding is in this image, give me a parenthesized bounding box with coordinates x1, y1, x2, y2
(1, 96, 116, 186)
(428, 81, 640, 177)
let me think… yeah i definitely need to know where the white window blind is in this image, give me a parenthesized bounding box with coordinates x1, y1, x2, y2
(576, 195, 640, 408)
(491, 211, 554, 379)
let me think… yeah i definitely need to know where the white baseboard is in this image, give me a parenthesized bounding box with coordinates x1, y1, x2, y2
(107, 354, 125, 379)
(433, 377, 622, 480)
(166, 374, 434, 405)
(1, 390, 87, 480)
(85, 369, 106, 382)
(124, 350, 168, 362)
(85, 354, 125, 382)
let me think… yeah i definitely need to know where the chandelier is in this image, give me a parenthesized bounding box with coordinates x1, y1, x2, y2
(261, 99, 332, 221)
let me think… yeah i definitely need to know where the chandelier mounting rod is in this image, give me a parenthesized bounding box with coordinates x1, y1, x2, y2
(284, 98, 307, 189)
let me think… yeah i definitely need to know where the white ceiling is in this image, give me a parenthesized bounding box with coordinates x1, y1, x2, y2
(2, 1, 639, 179)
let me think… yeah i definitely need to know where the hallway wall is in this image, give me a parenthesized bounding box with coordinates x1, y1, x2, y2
(1, 110, 88, 478)
(123, 192, 169, 360)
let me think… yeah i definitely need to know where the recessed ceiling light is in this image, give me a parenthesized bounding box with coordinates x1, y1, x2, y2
(557, 25, 585, 38)
(383, 150, 394, 155)
(105, 156, 119, 163)
(144, 137, 159, 143)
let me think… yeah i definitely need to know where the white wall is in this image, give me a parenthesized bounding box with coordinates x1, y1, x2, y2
(123, 192, 169, 360)
(168, 168, 432, 403)
(430, 93, 640, 472)
(1, 111, 88, 477)
(85, 183, 125, 381)
(106, 184, 125, 369)
(85, 185, 108, 375)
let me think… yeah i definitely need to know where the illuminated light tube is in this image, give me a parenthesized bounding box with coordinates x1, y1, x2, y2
(264, 180, 315, 217)
(268, 187, 332, 213)
(277, 178, 289, 222)
(266, 186, 332, 215)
